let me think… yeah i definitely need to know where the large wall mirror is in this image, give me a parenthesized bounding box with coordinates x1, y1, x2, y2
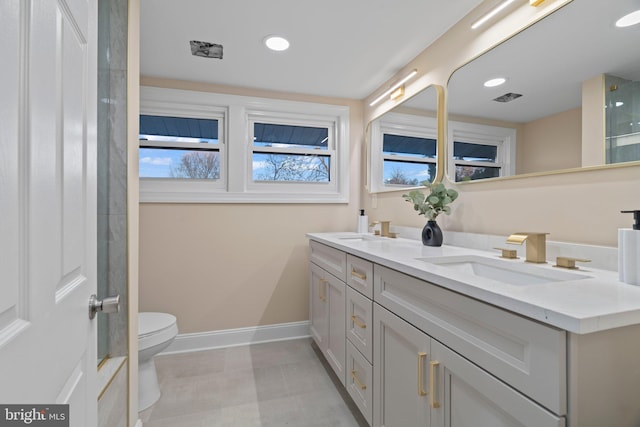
(368, 85, 441, 192)
(447, 0, 640, 183)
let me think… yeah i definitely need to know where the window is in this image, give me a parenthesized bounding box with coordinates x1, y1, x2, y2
(448, 121, 516, 182)
(139, 87, 349, 203)
(250, 121, 332, 183)
(139, 115, 222, 180)
(369, 112, 437, 192)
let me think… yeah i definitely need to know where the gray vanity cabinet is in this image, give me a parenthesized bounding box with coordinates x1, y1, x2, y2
(309, 241, 347, 385)
(309, 237, 640, 427)
(373, 303, 431, 427)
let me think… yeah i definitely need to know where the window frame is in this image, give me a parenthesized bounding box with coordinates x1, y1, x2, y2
(247, 112, 337, 192)
(447, 120, 516, 182)
(139, 87, 349, 203)
(369, 112, 438, 193)
(139, 113, 226, 185)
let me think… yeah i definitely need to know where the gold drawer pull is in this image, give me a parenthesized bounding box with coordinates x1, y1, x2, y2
(351, 370, 367, 390)
(430, 360, 440, 408)
(351, 269, 367, 281)
(351, 315, 367, 329)
(418, 352, 427, 396)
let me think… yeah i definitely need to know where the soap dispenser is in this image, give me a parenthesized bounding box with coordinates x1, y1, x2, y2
(619, 210, 640, 286)
(357, 209, 369, 234)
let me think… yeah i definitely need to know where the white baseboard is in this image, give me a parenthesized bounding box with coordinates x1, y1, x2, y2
(161, 320, 310, 355)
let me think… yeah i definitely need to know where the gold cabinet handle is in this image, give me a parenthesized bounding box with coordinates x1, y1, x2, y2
(319, 278, 326, 302)
(430, 360, 440, 408)
(350, 314, 367, 329)
(351, 370, 366, 390)
(418, 352, 427, 396)
(350, 269, 366, 281)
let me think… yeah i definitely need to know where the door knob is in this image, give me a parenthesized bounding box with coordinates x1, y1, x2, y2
(89, 294, 121, 319)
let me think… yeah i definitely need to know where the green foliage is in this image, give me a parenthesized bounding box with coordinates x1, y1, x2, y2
(402, 181, 459, 221)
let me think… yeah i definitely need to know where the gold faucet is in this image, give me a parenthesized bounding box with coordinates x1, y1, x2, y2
(506, 232, 549, 263)
(370, 220, 396, 238)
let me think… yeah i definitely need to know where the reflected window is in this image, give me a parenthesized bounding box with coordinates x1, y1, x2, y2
(448, 121, 516, 182)
(383, 133, 436, 186)
(370, 113, 437, 192)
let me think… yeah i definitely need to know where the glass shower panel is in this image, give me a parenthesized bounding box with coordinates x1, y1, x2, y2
(606, 76, 640, 164)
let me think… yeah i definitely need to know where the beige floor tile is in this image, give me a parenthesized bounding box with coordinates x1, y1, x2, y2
(143, 338, 367, 426)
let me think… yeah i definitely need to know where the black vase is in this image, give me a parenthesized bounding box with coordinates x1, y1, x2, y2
(422, 220, 443, 247)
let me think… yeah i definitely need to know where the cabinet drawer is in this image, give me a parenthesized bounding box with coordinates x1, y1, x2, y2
(347, 254, 374, 299)
(346, 340, 373, 426)
(346, 286, 373, 363)
(309, 240, 347, 281)
(374, 264, 566, 415)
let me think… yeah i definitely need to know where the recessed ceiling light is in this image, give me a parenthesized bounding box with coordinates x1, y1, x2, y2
(484, 77, 507, 87)
(264, 35, 290, 51)
(616, 10, 640, 27)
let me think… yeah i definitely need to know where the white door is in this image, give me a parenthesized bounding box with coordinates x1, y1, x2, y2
(0, 0, 98, 426)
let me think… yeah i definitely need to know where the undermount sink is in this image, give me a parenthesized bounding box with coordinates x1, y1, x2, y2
(417, 255, 590, 286)
(337, 234, 380, 242)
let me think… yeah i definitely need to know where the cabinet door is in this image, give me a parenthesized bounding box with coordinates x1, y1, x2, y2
(430, 340, 565, 427)
(374, 303, 431, 427)
(325, 272, 347, 386)
(309, 263, 328, 349)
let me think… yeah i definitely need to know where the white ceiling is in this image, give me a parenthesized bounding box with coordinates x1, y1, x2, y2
(140, 0, 484, 100)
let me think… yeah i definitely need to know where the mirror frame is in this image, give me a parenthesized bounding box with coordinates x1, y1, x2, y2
(366, 84, 445, 193)
(444, 0, 640, 185)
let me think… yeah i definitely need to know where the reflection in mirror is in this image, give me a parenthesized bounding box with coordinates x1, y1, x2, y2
(368, 86, 438, 192)
(447, 0, 640, 182)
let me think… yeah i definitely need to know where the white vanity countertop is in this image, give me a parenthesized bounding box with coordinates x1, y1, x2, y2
(307, 232, 640, 334)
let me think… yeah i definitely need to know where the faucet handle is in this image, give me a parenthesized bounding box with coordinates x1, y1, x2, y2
(555, 257, 591, 270)
(493, 247, 519, 259)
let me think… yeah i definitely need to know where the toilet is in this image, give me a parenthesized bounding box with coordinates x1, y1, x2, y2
(138, 312, 178, 411)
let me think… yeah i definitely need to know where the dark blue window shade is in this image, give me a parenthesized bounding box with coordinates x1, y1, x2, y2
(140, 115, 218, 139)
(383, 134, 437, 157)
(453, 141, 497, 162)
(253, 123, 328, 148)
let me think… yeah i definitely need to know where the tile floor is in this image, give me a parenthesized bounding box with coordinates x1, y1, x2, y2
(140, 338, 368, 426)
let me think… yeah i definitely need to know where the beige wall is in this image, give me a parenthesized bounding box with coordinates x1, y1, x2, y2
(138, 78, 364, 334)
(362, 0, 640, 248)
(139, 0, 640, 337)
(518, 107, 582, 174)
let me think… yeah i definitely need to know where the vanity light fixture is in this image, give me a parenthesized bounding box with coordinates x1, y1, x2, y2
(484, 77, 507, 87)
(615, 10, 640, 28)
(529, 0, 545, 6)
(471, 0, 517, 30)
(390, 86, 405, 101)
(369, 69, 418, 106)
(264, 35, 290, 51)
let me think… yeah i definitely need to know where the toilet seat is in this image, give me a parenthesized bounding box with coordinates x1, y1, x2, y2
(138, 312, 178, 351)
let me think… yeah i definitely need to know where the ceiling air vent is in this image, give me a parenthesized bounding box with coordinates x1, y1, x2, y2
(190, 41, 223, 59)
(493, 93, 522, 103)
